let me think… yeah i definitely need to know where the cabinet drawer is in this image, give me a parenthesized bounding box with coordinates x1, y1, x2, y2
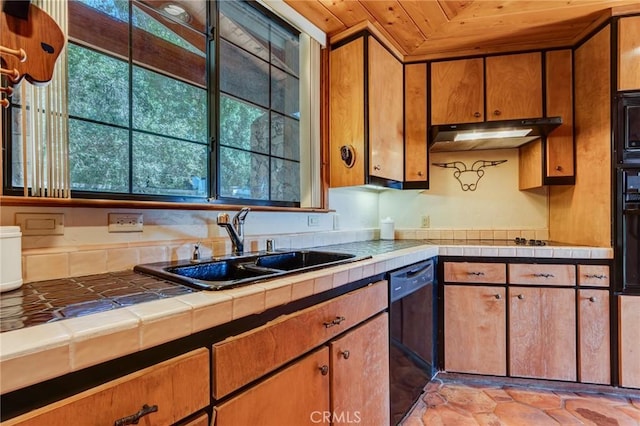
(509, 264, 575, 286)
(444, 262, 506, 284)
(212, 280, 388, 399)
(578, 265, 610, 287)
(3, 349, 209, 426)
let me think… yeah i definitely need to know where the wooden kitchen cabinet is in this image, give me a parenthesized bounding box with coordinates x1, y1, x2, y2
(509, 287, 576, 381)
(618, 15, 640, 91)
(330, 313, 389, 426)
(404, 63, 428, 187)
(212, 282, 389, 425)
(619, 295, 640, 389)
(444, 285, 506, 376)
(431, 58, 484, 125)
(3, 349, 210, 426)
(329, 33, 403, 187)
(214, 347, 331, 426)
(520, 49, 574, 189)
(578, 289, 610, 384)
(486, 52, 543, 121)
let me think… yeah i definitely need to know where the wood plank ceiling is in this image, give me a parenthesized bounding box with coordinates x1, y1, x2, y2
(283, 0, 640, 60)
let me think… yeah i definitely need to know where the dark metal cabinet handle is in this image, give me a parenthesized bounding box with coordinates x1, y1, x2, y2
(585, 274, 606, 280)
(319, 365, 329, 375)
(114, 404, 158, 426)
(494, 294, 502, 300)
(467, 271, 485, 276)
(555, 165, 563, 171)
(417, 171, 424, 177)
(323, 316, 346, 328)
(373, 165, 381, 171)
(517, 294, 525, 300)
(473, 111, 481, 118)
(533, 273, 555, 278)
(493, 110, 502, 116)
(340, 350, 350, 360)
(589, 296, 597, 302)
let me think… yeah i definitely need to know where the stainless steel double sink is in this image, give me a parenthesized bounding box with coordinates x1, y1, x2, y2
(134, 250, 369, 290)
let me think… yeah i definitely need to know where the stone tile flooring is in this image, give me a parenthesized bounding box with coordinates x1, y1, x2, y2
(402, 377, 640, 425)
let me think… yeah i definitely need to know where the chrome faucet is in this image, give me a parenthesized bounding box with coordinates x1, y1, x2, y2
(217, 208, 250, 255)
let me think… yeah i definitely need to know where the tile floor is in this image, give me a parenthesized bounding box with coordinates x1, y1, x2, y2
(402, 376, 640, 425)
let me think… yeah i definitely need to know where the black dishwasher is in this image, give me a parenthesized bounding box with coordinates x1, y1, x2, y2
(388, 258, 437, 425)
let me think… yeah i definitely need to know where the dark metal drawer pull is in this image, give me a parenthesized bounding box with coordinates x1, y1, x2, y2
(319, 365, 329, 375)
(533, 273, 555, 278)
(467, 271, 485, 276)
(323, 316, 346, 328)
(114, 404, 158, 426)
(585, 274, 606, 280)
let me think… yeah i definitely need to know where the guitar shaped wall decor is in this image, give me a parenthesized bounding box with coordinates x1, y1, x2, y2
(0, 0, 65, 107)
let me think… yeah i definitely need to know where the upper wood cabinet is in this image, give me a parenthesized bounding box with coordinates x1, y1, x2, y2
(486, 52, 543, 120)
(329, 33, 403, 188)
(431, 53, 542, 126)
(618, 15, 640, 91)
(519, 49, 574, 190)
(431, 58, 484, 125)
(404, 63, 428, 187)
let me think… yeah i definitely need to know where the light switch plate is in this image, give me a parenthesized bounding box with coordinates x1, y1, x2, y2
(16, 213, 65, 236)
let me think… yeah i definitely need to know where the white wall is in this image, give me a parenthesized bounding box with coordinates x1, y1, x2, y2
(379, 149, 548, 230)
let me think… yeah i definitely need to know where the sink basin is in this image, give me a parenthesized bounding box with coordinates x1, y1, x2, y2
(134, 250, 368, 291)
(256, 250, 356, 271)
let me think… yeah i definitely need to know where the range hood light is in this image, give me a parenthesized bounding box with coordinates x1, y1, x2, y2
(453, 129, 533, 142)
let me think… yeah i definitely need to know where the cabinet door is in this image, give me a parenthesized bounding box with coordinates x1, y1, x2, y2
(618, 16, 640, 91)
(545, 49, 574, 178)
(578, 289, 610, 384)
(368, 37, 404, 182)
(330, 313, 389, 426)
(3, 349, 210, 426)
(486, 52, 542, 121)
(404, 63, 428, 185)
(619, 296, 640, 388)
(214, 347, 330, 426)
(431, 58, 484, 125)
(509, 287, 576, 380)
(444, 285, 506, 375)
(329, 37, 365, 188)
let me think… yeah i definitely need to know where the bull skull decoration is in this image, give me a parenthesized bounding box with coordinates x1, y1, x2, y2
(432, 160, 507, 191)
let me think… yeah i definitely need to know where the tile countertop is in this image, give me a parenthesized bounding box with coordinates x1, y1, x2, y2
(0, 240, 612, 395)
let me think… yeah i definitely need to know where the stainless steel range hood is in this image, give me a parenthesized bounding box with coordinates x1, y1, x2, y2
(430, 117, 562, 152)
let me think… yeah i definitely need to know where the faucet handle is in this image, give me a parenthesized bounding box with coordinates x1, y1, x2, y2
(217, 212, 230, 225)
(234, 207, 250, 223)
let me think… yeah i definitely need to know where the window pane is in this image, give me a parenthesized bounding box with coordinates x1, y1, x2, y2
(69, 119, 129, 192)
(133, 66, 207, 142)
(68, 45, 129, 126)
(132, 132, 207, 196)
(271, 66, 299, 118)
(220, 39, 269, 108)
(220, 95, 268, 154)
(271, 27, 299, 76)
(271, 112, 299, 161)
(271, 158, 299, 202)
(219, 0, 269, 61)
(133, 3, 205, 55)
(219, 147, 269, 200)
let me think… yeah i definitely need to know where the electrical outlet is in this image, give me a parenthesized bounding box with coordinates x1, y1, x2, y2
(421, 215, 430, 228)
(307, 215, 320, 227)
(108, 213, 143, 232)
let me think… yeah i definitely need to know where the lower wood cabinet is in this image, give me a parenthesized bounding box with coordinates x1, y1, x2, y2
(509, 287, 576, 381)
(444, 285, 506, 376)
(3, 348, 210, 426)
(619, 295, 640, 389)
(578, 289, 610, 384)
(213, 313, 389, 426)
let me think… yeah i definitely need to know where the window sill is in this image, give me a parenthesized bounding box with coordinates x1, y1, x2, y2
(0, 196, 331, 213)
